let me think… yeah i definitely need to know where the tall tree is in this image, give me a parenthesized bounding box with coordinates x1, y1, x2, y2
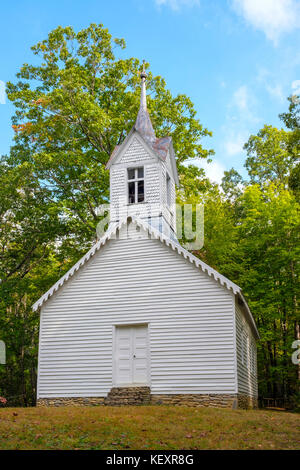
(236, 184, 300, 401)
(279, 95, 300, 202)
(221, 168, 245, 200)
(0, 158, 66, 405)
(1, 23, 213, 405)
(7, 24, 213, 247)
(244, 124, 297, 186)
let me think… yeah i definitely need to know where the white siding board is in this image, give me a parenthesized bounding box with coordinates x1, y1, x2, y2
(38, 235, 236, 398)
(119, 137, 153, 164)
(108, 132, 177, 235)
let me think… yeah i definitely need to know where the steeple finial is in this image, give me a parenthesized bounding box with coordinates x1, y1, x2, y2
(139, 60, 147, 112)
(135, 60, 156, 144)
(140, 60, 147, 79)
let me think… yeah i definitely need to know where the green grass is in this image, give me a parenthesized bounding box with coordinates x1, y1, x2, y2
(0, 405, 299, 450)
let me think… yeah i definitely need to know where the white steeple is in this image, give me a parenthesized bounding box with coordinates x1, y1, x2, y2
(106, 62, 179, 240)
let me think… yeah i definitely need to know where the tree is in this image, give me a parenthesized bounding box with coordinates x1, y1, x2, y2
(289, 163, 300, 201)
(221, 168, 245, 200)
(244, 125, 297, 186)
(279, 94, 300, 131)
(280, 95, 300, 202)
(235, 184, 300, 400)
(1, 23, 214, 405)
(192, 173, 300, 404)
(0, 158, 67, 405)
(6, 24, 213, 248)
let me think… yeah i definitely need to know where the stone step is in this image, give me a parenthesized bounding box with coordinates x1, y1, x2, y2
(105, 386, 151, 406)
(108, 392, 149, 395)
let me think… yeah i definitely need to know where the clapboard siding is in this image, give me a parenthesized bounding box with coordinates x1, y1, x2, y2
(109, 132, 177, 237)
(235, 303, 258, 397)
(38, 228, 236, 398)
(161, 161, 176, 232)
(109, 136, 162, 223)
(119, 137, 151, 164)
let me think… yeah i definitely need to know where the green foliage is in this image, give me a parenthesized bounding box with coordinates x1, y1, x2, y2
(0, 157, 67, 404)
(0, 23, 213, 405)
(6, 23, 213, 251)
(195, 183, 300, 402)
(221, 168, 245, 200)
(244, 124, 297, 185)
(1, 24, 299, 408)
(235, 184, 300, 399)
(279, 94, 300, 131)
(188, 97, 300, 403)
(289, 163, 300, 201)
(280, 96, 300, 202)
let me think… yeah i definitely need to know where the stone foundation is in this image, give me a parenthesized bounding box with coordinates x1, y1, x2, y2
(36, 397, 105, 407)
(105, 386, 151, 406)
(37, 391, 257, 409)
(151, 393, 237, 408)
(151, 393, 257, 409)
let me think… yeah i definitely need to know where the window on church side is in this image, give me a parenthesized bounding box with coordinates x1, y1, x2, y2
(128, 167, 144, 204)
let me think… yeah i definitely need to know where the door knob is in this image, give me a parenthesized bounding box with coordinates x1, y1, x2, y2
(133, 354, 136, 358)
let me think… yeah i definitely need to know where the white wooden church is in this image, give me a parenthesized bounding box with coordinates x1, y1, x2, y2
(33, 68, 259, 409)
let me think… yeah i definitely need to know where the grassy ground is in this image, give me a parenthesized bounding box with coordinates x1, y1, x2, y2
(0, 405, 299, 450)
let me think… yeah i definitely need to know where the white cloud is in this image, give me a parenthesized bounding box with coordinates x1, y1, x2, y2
(196, 160, 226, 184)
(231, 0, 300, 44)
(0, 81, 5, 104)
(256, 67, 286, 102)
(183, 158, 226, 184)
(231, 85, 260, 123)
(224, 133, 246, 156)
(155, 0, 200, 11)
(233, 85, 249, 112)
(266, 83, 285, 101)
(292, 79, 300, 95)
(221, 86, 260, 159)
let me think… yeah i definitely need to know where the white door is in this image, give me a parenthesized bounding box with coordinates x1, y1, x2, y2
(115, 325, 148, 386)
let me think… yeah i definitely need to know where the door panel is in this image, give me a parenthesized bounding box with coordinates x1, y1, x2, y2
(115, 328, 132, 384)
(115, 325, 148, 385)
(132, 326, 148, 384)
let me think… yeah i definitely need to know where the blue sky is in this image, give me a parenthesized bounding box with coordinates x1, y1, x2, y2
(0, 0, 299, 182)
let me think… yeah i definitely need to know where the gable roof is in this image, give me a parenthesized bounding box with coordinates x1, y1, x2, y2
(106, 129, 179, 186)
(32, 216, 259, 339)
